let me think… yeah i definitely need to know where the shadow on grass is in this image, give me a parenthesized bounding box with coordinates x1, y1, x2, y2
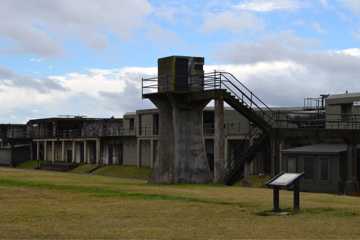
(255, 207, 358, 217)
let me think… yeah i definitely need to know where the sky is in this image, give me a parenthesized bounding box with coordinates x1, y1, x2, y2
(1, 0, 360, 123)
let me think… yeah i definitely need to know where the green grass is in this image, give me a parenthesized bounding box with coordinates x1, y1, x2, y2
(16, 160, 45, 169)
(91, 165, 151, 179)
(17, 161, 152, 180)
(68, 164, 98, 173)
(1, 167, 360, 239)
(236, 173, 271, 187)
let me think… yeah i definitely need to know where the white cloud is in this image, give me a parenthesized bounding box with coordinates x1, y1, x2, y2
(199, 11, 264, 34)
(338, 0, 360, 14)
(145, 24, 183, 47)
(341, 48, 360, 56)
(30, 58, 44, 62)
(0, 65, 157, 123)
(312, 22, 327, 35)
(319, 0, 329, 7)
(235, 0, 309, 12)
(209, 31, 360, 106)
(0, 0, 152, 58)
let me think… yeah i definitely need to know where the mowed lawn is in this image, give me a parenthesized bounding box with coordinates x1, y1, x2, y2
(1, 167, 360, 239)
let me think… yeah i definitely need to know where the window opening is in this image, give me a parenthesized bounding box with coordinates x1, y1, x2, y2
(320, 157, 330, 182)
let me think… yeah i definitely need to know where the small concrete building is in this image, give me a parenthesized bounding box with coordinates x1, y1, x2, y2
(282, 143, 360, 194)
(0, 144, 30, 167)
(27, 116, 124, 165)
(0, 124, 30, 166)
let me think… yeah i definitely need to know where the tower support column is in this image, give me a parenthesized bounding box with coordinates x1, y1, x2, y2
(214, 97, 224, 184)
(148, 93, 212, 184)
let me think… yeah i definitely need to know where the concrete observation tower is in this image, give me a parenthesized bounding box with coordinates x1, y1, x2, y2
(142, 56, 224, 184)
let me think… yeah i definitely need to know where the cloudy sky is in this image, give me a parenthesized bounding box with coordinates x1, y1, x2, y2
(1, 0, 360, 123)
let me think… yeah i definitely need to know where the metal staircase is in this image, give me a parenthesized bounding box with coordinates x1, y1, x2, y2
(202, 72, 276, 185)
(142, 71, 276, 185)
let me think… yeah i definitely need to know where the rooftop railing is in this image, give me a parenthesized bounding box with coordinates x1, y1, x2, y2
(1, 127, 137, 139)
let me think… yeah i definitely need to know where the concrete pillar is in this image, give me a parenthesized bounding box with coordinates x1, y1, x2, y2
(51, 141, 55, 163)
(270, 136, 281, 177)
(44, 141, 47, 161)
(150, 139, 154, 168)
(36, 141, 40, 160)
(344, 142, 358, 196)
(214, 97, 224, 184)
(137, 139, 141, 168)
(243, 162, 252, 187)
(148, 93, 212, 184)
(9, 142, 14, 167)
(72, 141, 76, 163)
(29, 141, 33, 161)
(96, 139, 100, 164)
(84, 140, 87, 163)
(61, 141, 65, 162)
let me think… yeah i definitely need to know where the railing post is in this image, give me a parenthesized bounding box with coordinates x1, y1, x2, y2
(219, 71, 222, 89)
(214, 70, 217, 89)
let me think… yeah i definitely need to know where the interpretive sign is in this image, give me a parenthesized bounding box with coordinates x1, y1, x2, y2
(266, 172, 305, 212)
(267, 173, 304, 187)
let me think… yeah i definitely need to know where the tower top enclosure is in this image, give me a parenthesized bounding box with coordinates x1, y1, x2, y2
(158, 56, 204, 92)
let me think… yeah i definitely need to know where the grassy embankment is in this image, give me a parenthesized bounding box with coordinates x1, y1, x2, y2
(16, 160, 152, 179)
(2, 166, 360, 239)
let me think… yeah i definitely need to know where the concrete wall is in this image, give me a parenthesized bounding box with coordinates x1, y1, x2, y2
(0, 145, 30, 166)
(224, 109, 249, 135)
(0, 148, 11, 166)
(123, 137, 137, 165)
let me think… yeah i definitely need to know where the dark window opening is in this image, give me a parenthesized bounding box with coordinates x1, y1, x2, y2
(341, 104, 352, 122)
(304, 157, 315, 180)
(194, 64, 203, 70)
(320, 157, 330, 181)
(153, 114, 159, 135)
(129, 118, 134, 131)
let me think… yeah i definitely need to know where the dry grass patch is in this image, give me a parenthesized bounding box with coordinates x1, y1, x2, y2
(1, 167, 360, 239)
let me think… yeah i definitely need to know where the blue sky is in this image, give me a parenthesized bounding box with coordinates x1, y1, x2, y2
(1, 0, 360, 123)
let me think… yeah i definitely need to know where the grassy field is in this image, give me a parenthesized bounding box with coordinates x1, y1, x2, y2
(1, 167, 360, 239)
(16, 160, 152, 179)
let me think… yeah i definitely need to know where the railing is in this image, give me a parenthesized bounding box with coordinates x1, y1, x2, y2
(203, 122, 250, 136)
(0, 131, 32, 139)
(57, 115, 87, 118)
(223, 124, 263, 177)
(1, 127, 138, 139)
(274, 111, 360, 129)
(142, 71, 276, 125)
(204, 72, 276, 125)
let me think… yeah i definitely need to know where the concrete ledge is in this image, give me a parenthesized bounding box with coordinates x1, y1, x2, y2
(41, 163, 81, 172)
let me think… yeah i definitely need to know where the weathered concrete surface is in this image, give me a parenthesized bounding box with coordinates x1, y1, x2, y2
(214, 98, 224, 184)
(148, 93, 212, 184)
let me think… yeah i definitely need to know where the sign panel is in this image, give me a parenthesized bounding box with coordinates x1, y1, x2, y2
(267, 172, 305, 187)
(353, 101, 360, 107)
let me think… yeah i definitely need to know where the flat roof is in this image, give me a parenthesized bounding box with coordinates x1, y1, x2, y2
(281, 143, 360, 154)
(327, 92, 360, 99)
